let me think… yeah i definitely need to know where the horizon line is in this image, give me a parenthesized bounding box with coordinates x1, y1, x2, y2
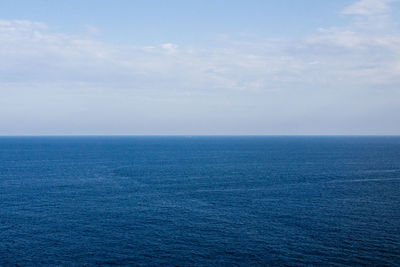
(0, 134, 399, 137)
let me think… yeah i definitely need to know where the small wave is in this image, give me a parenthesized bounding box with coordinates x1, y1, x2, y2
(326, 177, 400, 184)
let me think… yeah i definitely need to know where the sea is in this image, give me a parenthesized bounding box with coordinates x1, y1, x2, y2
(0, 136, 399, 266)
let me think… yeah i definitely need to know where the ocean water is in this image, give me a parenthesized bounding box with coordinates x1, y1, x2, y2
(0, 136, 399, 266)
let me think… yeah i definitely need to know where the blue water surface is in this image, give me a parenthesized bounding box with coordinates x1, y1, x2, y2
(0, 136, 399, 266)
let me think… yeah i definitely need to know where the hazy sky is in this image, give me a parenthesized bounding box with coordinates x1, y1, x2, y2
(0, 0, 399, 135)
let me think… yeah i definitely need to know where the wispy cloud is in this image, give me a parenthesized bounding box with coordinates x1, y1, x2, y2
(1, 8, 399, 93)
(341, 0, 395, 15)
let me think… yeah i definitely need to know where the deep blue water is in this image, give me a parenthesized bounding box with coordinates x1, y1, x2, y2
(0, 136, 400, 266)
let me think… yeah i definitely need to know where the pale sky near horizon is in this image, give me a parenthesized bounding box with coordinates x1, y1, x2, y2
(0, 0, 399, 135)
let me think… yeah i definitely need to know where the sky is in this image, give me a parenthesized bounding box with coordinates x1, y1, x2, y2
(0, 0, 399, 135)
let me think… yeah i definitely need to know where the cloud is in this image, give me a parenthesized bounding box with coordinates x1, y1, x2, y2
(83, 25, 101, 36)
(341, 0, 395, 15)
(0, 20, 292, 92)
(304, 0, 400, 85)
(1, 13, 398, 95)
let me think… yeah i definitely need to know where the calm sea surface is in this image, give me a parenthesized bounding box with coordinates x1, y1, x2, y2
(0, 136, 399, 266)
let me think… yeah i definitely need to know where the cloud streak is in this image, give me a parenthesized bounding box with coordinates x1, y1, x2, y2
(341, 0, 396, 15)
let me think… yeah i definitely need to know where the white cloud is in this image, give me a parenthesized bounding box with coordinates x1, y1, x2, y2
(1, 17, 397, 95)
(0, 2, 399, 101)
(341, 0, 395, 15)
(0, 20, 291, 92)
(305, 0, 400, 85)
